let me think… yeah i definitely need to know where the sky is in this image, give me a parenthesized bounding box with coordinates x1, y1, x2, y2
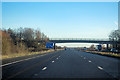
(1, 0, 120, 2)
(2, 2, 118, 39)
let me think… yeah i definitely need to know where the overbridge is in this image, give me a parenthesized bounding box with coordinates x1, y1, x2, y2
(48, 38, 118, 50)
(49, 38, 114, 44)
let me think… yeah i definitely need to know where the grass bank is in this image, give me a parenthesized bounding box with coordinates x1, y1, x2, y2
(1, 49, 64, 60)
(83, 50, 120, 58)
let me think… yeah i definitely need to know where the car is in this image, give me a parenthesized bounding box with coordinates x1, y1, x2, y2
(65, 48, 67, 50)
(110, 48, 118, 53)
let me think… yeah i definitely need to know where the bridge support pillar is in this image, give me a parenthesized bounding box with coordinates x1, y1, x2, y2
(106, 44, 109, 51)
(54, 43, 56, 50)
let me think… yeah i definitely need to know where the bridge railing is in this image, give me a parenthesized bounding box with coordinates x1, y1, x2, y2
(49, 38, 111, 41)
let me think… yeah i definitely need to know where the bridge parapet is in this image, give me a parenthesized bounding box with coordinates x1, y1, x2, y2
(49, 38, 111, 41)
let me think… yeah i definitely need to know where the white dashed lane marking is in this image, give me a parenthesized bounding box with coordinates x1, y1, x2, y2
(56, 58, 58, 59)
(42, 67, 47, 70)
(97, 66, 103, 70)
(34, 74, 38, 76)
(88, 60, 92, 63)
(52, 61, 55, 63)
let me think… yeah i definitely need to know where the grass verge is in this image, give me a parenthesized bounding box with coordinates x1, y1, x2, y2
(1, 49, 64, 60)
(83, 50, 120, 58)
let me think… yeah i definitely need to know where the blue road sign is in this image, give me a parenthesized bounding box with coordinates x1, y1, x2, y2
(46, 43, 54, 49)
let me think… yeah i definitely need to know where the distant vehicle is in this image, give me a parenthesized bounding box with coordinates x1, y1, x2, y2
(110, 48, 118, 53)
(65, 48, 67, 50)
(83, 47, 87, 51)
(96, 45, 102, 51)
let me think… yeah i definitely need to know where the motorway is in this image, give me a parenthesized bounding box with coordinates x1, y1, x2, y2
(1, 49, 120, 80)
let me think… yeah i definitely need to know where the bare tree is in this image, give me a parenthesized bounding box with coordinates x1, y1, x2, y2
(35, 30, 41, 40)
(23, 28, 34, 41)
(17, 27, 24, 40)
(109, 30, 120, 41)
(7, 28, 17, 45)
(109, 30, 120, 52)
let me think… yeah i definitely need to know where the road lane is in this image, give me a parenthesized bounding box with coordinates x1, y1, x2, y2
(33, 50, 114, 78)
(2, 50, 62, 79)
(75, 50, 120, 78)
(2, 49, 120, 79)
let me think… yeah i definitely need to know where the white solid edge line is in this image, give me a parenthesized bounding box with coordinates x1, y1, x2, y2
(1, 54, 46, 67)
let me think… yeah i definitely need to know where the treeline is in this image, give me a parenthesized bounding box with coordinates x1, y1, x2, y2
(109, 29, 120, 52)
(1, 28, 49, 55)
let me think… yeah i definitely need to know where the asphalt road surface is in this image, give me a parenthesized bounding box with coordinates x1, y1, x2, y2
(1, 49, 120, 80)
